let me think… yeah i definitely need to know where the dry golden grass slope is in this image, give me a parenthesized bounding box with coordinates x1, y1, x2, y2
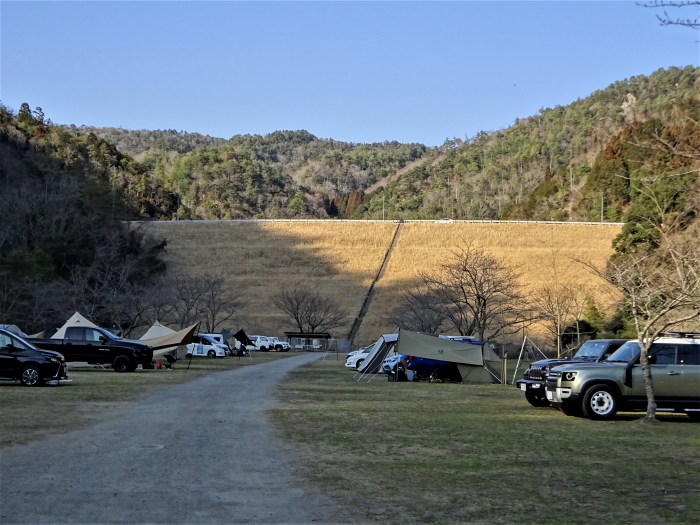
(141, 220, 622, 348)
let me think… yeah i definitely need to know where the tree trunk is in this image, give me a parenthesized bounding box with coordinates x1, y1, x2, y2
(639, 347, 657, 420)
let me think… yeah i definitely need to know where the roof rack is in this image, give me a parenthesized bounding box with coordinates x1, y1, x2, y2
(660, 331, 700, 338)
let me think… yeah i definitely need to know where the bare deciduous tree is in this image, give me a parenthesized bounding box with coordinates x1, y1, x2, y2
(530, 251, 599, 356)
(273, 287, 346, 333)
(389, 287, 448, 335)
(163, 275, 241, 332)
(420, 242, 531, 343)
(600, 232, 700, 419)
(638, 1, 700, 29)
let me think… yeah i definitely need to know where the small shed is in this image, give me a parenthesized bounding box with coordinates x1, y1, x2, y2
(284, 332, 331, 352)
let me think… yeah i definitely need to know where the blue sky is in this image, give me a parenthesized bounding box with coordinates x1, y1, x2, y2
(1, 1, 698, 146)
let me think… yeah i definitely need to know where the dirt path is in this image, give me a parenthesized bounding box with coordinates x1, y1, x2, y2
(0, 353, 351, 524)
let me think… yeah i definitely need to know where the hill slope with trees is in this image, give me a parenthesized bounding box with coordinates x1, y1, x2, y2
(1, 65, 698, 337)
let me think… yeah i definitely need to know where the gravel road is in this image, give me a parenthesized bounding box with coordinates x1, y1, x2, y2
(0, 353, 351, 524)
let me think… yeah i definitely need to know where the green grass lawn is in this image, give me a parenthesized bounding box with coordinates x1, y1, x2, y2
(270, 359, 700, 524)
(3, 353, 698, 524)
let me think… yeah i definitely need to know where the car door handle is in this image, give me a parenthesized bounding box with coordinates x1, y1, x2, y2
(667, 371, 680, 376)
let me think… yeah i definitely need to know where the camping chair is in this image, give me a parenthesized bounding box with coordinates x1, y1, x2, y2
(163, 353, 177, 369)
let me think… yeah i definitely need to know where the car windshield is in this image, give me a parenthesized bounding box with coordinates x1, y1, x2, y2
(605, 342, 640, 363)
(574, 341, 608, 359)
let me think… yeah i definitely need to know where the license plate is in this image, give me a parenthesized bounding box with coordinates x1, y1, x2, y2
(520, 384, 526, 392)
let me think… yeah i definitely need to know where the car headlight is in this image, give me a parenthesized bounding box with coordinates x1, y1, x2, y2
(562, 371, 578, 381)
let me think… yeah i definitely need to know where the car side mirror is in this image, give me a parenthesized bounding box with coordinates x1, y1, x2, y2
(99, 336, 109, 344)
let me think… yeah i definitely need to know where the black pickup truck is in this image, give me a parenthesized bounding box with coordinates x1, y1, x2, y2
(29, 326, 153, 372)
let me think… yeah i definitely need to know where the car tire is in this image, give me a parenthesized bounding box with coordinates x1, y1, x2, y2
(275, 345, 282, 351)
(582, 384, 618, 420)
(19, 364, 42, 386)
(355, 359, 364, 370)
(525, 389, 551, 407)
(207, 350, 216, 358)
(112, 355, 132, 373)
(185, 353, 192, 359)
(260, 346, 268, 352)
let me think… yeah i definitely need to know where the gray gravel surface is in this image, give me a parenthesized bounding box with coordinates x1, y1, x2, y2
(0, 353, 351, 524)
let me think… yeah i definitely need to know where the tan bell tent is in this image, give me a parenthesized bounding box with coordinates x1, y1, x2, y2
(51, 312, 100, 339)
(397, 329, 501, 384)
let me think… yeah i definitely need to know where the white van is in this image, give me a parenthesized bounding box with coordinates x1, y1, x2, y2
(199, 333, 231, 355)
(185, 334, 227, 358)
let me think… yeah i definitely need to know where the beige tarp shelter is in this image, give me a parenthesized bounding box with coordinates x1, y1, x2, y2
(397, 329, 501, 384)
(51, 312, 100, 339)
(141, 321, 180, 358)
(140, 323, 198, 356)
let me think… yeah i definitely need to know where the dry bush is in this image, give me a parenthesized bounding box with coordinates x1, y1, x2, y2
(142, 221, 621, 347)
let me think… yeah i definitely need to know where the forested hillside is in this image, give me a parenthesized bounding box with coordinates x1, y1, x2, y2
(355, 66, 699, 223)
(1, 65, 698, 333)
(72, 127, 429, 219)
(65, 66, 699, 225)
(0, 103, 166, 332)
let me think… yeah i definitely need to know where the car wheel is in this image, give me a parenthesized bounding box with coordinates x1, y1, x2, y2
(275, 345, 282, 351)
(355, 359, 364, 370)
(260, 346, 268, 352)
(525, 389, 551, 407)
(582, 384, 618, 420)
(207, 350, 216, 358)
(20, 365, 42, 386)
(185, 353, 192, 359)
(112, 355, 132, 373)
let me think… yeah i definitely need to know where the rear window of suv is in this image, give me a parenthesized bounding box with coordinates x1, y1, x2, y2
(606, 341, 700, 365)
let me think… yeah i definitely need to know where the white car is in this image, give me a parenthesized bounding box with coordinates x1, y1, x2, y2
(268, 337, 291, 352)
(345, 346, 372, 369)
(185, 334, 228, 358)
(248, 335, 274, 352)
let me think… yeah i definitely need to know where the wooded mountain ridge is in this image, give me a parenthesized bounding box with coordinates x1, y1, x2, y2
(1, 65, 698, 333)
(59, 65, 699, 224)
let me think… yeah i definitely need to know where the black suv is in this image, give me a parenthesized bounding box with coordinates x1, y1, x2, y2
(516, 339, 627, 407)
(0, 329, 69, 386)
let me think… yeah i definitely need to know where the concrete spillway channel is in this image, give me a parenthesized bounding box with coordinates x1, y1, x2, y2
(347, 221, 404, 343)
